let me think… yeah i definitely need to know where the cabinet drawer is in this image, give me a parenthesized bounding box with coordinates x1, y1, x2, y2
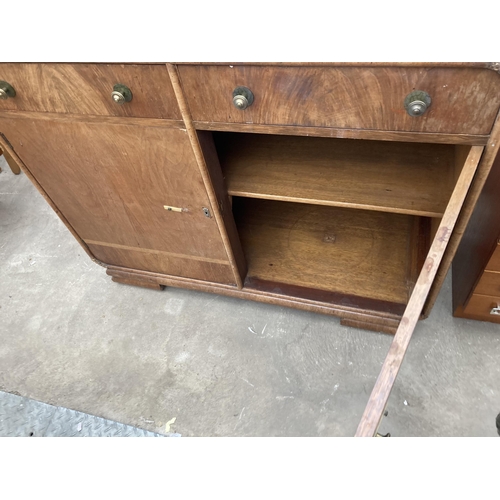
(463, 293, 500, 322)
(485, 242, 500, 272)
(0, 63, 181, 120)
(474, 271, 500, 296)
(178, 65, 500, 135)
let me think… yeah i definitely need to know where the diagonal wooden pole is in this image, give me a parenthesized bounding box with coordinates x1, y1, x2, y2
(355, 146, 484, 437)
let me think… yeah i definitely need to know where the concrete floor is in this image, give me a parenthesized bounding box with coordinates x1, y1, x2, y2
(1, 155, 499, 437)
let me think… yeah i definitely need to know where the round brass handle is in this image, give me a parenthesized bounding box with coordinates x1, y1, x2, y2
(232, 86, 254, 110)
(404, 90, 431, 117)
(0, 80, 16, 100)
(111, 83, 132, 105)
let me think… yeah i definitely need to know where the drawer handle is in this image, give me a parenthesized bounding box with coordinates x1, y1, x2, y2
(491, 305, 500, 316)
(0, 80, 16, 100)
(232, 86, 254, 110)
(404, 90, 431, 117)
(111, 83, 133, 105)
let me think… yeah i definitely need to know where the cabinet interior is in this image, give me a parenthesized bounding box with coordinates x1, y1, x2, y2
(209, 131, 470, 311)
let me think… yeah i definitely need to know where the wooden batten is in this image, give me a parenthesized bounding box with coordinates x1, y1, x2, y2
(355, 145, 484, 437)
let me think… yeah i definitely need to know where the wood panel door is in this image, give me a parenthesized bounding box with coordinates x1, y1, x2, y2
(0, 117, 236, 284)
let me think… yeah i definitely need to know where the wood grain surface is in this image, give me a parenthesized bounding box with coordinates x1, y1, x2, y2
(0, 110, 184, 129)
(355, 145, 484, 437)
(195, 121, 489, 146)
(216, 132, 456, 217)
(112, 275, 165, 290)
(243, 276, 406, 316)
(0, 133, 103, 266)
(196, 130, 248, 285)
(167, 63, 246, 288)
(0, 117, 235, 283)
(233, 197, 425, 305)
(174, 62, 498, 69)
(178, 65, 500, 135)
(460, 294, 500, 323)
(486, 243, 500, 272)
(0, 63, 181, 119)
(92, 244, 235, 284)
(473, 271, 500, 296)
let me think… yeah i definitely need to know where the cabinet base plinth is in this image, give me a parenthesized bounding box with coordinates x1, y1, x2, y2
(107, 269, 165, 290)
(105, 265, 402, 334)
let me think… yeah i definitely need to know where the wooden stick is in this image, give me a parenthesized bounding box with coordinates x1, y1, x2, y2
(355, 145, 484, 437)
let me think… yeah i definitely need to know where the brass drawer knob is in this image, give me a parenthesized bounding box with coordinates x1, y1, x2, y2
(0, 80, 16, 100)
(404, 90, 431, 117)
(232, 86, 254, 110)
(111, 83, 133, 105)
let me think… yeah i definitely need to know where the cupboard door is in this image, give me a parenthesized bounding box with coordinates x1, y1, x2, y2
(0, 118, 236, 284)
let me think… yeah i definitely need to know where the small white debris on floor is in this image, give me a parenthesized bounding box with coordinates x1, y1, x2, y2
(165, 417, 176, 433)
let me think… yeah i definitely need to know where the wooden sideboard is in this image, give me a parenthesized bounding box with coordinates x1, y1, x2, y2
(1, 63, 500, 435)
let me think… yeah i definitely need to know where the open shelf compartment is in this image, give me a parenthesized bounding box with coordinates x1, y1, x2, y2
(232, 197, 431, 312)
(215, 132, 463, 218)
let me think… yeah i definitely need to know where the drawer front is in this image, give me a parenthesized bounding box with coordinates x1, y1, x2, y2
(178, 65, 500, 135)
(463, 294, 500, 322)
(485, 242, 500, 272)
(0, 63, 181, 119)
(474, 271, 500, 296)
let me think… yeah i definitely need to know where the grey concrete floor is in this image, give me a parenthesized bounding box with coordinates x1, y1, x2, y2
(1, 156, 499, 437)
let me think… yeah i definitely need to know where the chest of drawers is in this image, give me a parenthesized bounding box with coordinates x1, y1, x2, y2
(453, 144, 500, 324)
(2, 62, 499, 435)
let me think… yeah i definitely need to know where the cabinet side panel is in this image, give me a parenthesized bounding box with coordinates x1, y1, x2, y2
(452, 149, 500, 311)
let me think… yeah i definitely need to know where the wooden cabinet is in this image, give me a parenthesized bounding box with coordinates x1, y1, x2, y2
(2, 62, 500, 435)
(1, 62, 499, 333)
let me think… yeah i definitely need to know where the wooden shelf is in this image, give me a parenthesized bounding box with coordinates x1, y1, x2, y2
(233, 198, 429, 306)
(216, 133, 457, 217)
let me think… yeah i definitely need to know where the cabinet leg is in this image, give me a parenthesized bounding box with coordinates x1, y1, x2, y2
(106, 269, 165, 290)
(111, 276, 165, 290)
(1, 148, 21, 175)
(340, 317, 398, 335)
